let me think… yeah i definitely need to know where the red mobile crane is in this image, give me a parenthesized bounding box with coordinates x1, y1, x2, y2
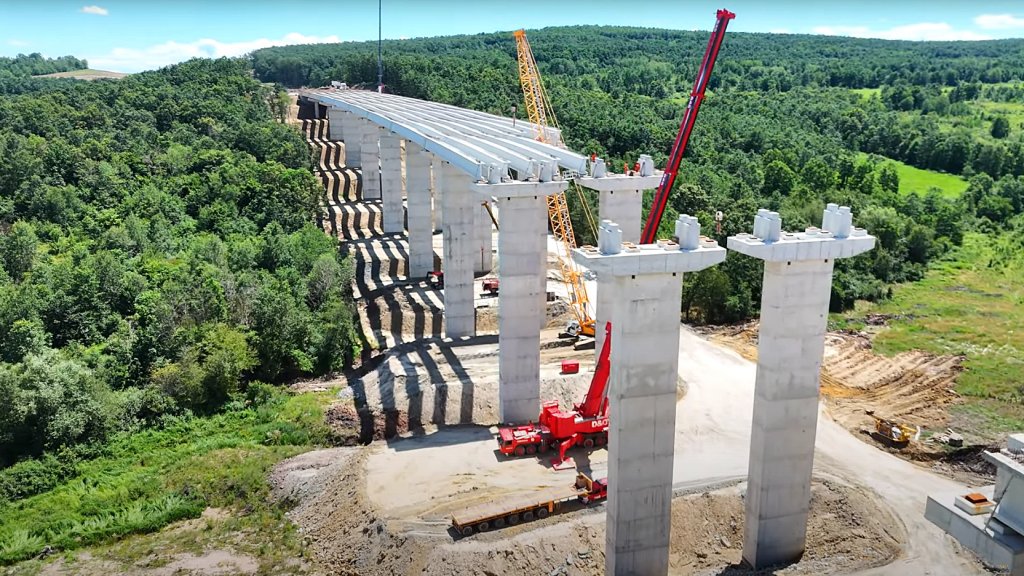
(640, 9, 735, 245)
(497, 9, 735, 469)
(497, 322, 612, 468)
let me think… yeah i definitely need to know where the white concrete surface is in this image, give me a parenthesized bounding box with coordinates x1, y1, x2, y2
(597, 189, 643, 244)
(727, 206, 876, 569)
(433, 162, 444, 232)
(340, 111, 362, 167)
(406, 142, 433, 278)
(441, 163, 474, 338)
(327, 107, 345, 141)
(475, 201, 494, 274)
(496, 194, 547, 423)
(573, 219, 726, 576)
(380, 133, 404, 234)
(360, 121, 381, 200)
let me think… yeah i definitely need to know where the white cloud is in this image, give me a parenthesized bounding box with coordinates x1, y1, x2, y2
(812, 22, 991, 41)
(80, 5, 108, 16)
(6, 39, 29, 47)
(975, 13, 1024, 29)
(86, 32, 341, 73)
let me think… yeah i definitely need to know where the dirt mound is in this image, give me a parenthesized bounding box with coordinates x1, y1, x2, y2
(706, 322, 967, 463)
(275, 445, 902, 576)
(671, 481, 902, 575)
(821, 331, 964, 435)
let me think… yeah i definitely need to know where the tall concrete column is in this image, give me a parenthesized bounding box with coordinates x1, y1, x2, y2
(441, 164, 475, 338)
(475, 201, 494, 274)
(433, 164, 444, 232)
(380, 132, 405, 234)
(327, 108, 345, 141)
(340, 112, 362, 167)
(359, 121, 381, 200)
(573, 217, 726, 576)
(496, 193, 548, 423)
(406, 143, 433, 278)
(575, 173, 659, 361)
(728, 206, 875, 570)
(599, 189, 643, 244)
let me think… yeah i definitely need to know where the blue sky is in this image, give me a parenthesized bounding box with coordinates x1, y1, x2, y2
(3, 1, 1024, 72)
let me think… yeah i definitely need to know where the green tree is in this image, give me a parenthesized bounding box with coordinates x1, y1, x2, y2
(1, 221, 38, 281)
(992, 115, 1010, 139)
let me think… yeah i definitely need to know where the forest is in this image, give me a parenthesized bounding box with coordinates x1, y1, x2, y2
(0, 57, 360, 476)
(253, 26, 1024, 323)
(2, 26, 1024, 563)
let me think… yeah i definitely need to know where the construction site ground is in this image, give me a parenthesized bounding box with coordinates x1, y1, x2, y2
(289, 116, 989, 575)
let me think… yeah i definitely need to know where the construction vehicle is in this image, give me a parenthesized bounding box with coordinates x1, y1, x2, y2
(640, 9, 735, 244)
(496, 322, 611, 467)
(866, 410, 921, 445)
(425, 270, 443, 289)
(514, 29, 598, 339)
(482, 278, 499, 295)
(450, 471, 606, 536)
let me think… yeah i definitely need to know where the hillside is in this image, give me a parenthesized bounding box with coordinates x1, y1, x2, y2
(34, 68, 126, 80)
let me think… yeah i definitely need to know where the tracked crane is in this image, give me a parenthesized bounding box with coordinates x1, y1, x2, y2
(513, 29, 597, 338)
(640, 8, 735, 243)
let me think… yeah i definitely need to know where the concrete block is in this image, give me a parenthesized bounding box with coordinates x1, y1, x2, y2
(380, 133, 404, 234)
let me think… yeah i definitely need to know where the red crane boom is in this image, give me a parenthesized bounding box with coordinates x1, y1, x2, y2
(640, 9, 735, 245)
(575, 322, 611, 418)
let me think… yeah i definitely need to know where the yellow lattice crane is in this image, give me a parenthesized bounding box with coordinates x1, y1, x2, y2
(514, 29, 597, 338)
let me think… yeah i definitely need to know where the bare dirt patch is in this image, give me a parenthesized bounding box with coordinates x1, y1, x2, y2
(703, 322, 986, 481)
(275, 443, 902, 576)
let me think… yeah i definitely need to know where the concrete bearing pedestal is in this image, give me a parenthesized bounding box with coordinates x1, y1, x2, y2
(728, 205, 875, 569)
(380, 133, 405, 234)
(360, 121, 381, 200)
(572, 216, 726, 576)
(406, 142, 433, 278)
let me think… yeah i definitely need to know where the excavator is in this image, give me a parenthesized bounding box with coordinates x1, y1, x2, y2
(866, 410, 921, 445)
(497, 322, 612, 468)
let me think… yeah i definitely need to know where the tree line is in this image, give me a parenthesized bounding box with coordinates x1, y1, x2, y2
(0, 57, 360, 469)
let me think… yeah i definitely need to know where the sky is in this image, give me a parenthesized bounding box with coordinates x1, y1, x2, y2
(3, 0, 1024, 73)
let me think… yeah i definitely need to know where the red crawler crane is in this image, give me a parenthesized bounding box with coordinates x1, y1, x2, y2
(640, 8, 735, 244)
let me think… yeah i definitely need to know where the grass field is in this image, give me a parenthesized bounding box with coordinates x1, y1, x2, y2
(858, 153, 968, 198)
(0, 389, 336, 570)
(838, 232, 1024, 440)
(851, 87, 880, 100)
(887, 158, 968, 198)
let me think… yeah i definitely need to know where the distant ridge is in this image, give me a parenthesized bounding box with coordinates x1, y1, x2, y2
(34, 68, 126, 80)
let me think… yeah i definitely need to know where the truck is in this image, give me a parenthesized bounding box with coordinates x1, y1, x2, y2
(496, 322, 612, 468)
(481, 277, 499, 295)
(450, 472, 606, 536)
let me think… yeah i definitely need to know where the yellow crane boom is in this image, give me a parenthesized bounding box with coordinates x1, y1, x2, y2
(513, 29, 595, 337)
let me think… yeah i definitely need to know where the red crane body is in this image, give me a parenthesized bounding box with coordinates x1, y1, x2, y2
(496, 323, 612, 466)
(640, 9, 735, 245)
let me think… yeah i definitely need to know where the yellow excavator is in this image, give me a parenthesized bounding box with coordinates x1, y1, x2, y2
(866, 410, 920, 445)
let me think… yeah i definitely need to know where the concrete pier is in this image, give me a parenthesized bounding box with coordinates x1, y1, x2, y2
(573, 216, 726, 576)
(380, 133, 405, 234)
(728, 206, 875, 570)
(406, 142, 433, 278)
(327, 108, 345, 141)
(495, 192, 548, 423)
(433, 167, 444, 232)
(475, 200, 494, 274)
(441, 163, 475, 338)
(574, 169, 660, 360)
(360, 122, 381, 200)
(340, 112, 361, 168)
